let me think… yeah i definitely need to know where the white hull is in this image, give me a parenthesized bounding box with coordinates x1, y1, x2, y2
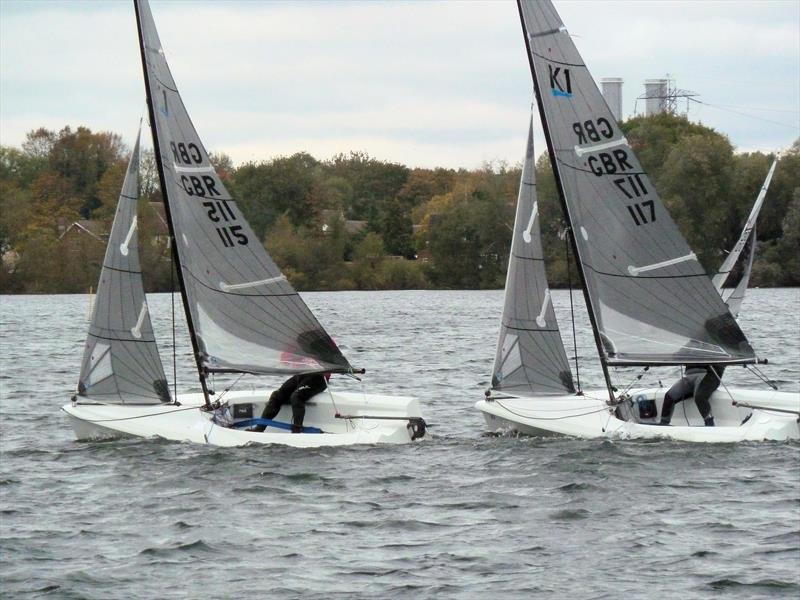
(63, 389, 425, 448)
(476, 387, 800, 442)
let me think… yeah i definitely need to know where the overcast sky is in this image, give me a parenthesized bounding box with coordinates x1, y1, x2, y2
(1, 0, 798, 169)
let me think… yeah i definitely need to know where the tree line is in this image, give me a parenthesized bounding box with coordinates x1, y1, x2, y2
(1, 114, 798, 294)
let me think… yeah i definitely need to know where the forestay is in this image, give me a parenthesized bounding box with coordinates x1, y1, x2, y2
(78, 129, 170, 404)
(492, 116, 575, 396)
(518, 0, 755, 367)
(712, 158, 777, 317)
(135, 0, 351, 376)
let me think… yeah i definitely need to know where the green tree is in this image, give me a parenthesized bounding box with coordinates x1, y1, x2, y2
(232, 152, 320, 239)
(352, 231, 386, 289)
(621, 113, 715, 189)
(47, 126, 127, 218)
(324, 151, 409, 222)
(416, 168, 513, 288)
(375, 198, 414, 257)
(396, 167, 456, 211)
(659, 132, 736, 269)
(759, 139, 800, 241)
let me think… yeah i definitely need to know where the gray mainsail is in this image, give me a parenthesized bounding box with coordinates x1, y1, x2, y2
(134, 0, 351, 378)
(517, 0, 755, 369)
(712, 158, 777, 317)
(491, 116, 575, 395)
(78, 128, 170, 404)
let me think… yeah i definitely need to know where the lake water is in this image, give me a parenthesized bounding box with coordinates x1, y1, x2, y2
(1, 289, 798, 599)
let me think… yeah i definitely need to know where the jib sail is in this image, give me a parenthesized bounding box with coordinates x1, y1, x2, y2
(491, 115, 575, 396)
(78, 127, 170, 404)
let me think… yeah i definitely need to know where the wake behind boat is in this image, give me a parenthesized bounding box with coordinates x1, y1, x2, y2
(476, 0, 799, 443)
(63, 0, 425, 447)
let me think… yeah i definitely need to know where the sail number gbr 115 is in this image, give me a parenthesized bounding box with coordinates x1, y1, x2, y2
(171, 141, 249, 248)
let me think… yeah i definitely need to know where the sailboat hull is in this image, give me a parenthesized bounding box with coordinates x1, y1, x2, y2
(63, 389, 425, 448)
(476, 387, 799, 442)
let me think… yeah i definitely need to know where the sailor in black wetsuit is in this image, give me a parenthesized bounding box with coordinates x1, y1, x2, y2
(659, 365, 724, 426)
(253, 373, 329, 433)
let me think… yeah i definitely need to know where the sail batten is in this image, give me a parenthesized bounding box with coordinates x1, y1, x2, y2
(517, 0, 755, 370)
(78, 127, 170, 404)
(491, 114, 575, 396)
(134, 0, 351, 379)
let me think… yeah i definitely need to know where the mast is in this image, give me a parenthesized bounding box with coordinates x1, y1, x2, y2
(515, 0, 616, 402)
(133, 0, 211, 408)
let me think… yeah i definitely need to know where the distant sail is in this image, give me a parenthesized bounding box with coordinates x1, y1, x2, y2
(713, 158, 777, 317)
(135, 0, 351, 376)
(492, 116, 574, 395)
(716, 229, 756, 319)
(78, 128, 170, 404)
(518, 0, 755, 367)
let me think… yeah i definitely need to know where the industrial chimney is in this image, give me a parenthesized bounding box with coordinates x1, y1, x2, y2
(644, 78, 668, 116)
(600, 77, 623, 121)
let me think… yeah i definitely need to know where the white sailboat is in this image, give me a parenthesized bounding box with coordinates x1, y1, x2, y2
(713, 158, 778, 317)
(63, 0, 425, 447)
(475, 0, 799, 442)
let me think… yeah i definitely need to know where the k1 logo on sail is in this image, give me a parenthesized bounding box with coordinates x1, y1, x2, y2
(548, 65, 572, 98)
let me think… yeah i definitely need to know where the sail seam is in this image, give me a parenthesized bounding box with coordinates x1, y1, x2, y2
(530, 49, 584, 67)
(555, 156, 647, 177)
(511, 253, 545, 262)
(151, 73, 179, 93)
(101, 264, 143, 275)
(87, 332, 159, 344)
(502, 324, 562, 333)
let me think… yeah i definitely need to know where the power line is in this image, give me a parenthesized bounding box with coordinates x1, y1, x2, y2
(689, 97, 800, 132)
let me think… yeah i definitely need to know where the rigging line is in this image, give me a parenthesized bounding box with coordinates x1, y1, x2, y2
(744, 364, 778, 391)
(326, 378, 340, 424)
(680, 391, 691, 427)
(171, 238, 177, 401)
(688, 98, 799, 131)
(495, 400, 609, 421)
(602, 408, 615, 432)
(565, 229, 581, 392)
(216, 372, 245, 403)
(712, 366, 739, 411)
(700, 101, 799, 114)
(620, 366, 651, 396)
(675, 365, 691, 426)
(67, 404, 202, 423)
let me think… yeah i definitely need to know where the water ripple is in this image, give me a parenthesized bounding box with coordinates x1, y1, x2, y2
(1, 290, 798, 599)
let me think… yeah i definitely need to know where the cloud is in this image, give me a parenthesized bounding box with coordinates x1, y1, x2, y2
(1, 0, 797, 168)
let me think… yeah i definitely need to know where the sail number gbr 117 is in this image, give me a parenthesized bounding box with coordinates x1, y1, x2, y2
(171, 141, 249, 248)
(573, 119, 655, 227)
